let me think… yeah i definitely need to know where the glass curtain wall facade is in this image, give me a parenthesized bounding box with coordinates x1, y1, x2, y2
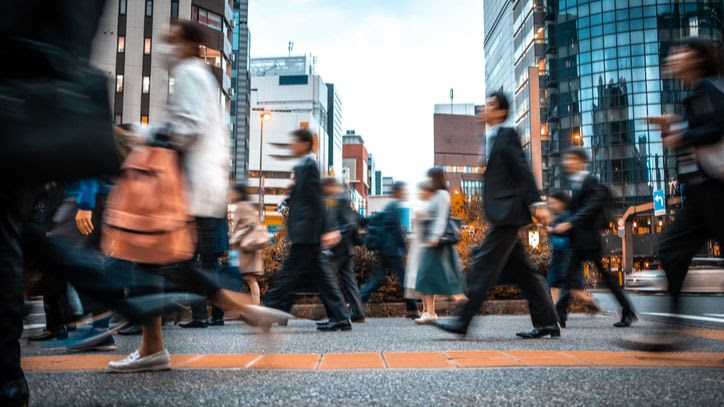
(485, 0, 517, 124)
(545, 0, 724, 213)
(231, 0, 251, 181)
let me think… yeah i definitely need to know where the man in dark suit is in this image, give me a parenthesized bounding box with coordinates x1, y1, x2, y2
(553, 147, 636, 327)
(262, 129, 352, 332)
(322, 178, 365, 323)
(359, 182, 419, 318)
(435, 92, 560, 338)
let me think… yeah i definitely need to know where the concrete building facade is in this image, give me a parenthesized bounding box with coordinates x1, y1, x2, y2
(433, 104, 485, 196)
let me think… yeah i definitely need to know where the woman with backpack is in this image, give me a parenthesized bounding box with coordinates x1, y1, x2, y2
(413, 168, 466, 325)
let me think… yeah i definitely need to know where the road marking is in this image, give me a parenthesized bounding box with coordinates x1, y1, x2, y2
(704, 314, 724, 318)
(643, 312, 724, 324)
(21, 350, 724, 372)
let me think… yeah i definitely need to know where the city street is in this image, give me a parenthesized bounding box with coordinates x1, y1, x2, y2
(596, 291, 724, 328)
(21, 313, 724, 406)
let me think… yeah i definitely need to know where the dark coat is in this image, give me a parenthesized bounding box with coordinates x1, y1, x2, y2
(286, 156, 326, 245)
(327, 191, 358, 259)
(380, 200, 407, 258)
(567, 174, 608, 251)
(482, 127, 541, 226)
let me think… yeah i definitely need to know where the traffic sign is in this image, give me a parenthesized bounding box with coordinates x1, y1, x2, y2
(653, 189, 666, 216)
(618, 229, 625, 238)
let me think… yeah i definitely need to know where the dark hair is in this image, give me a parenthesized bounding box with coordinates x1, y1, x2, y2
(392, 181, 406, 193)
(427, 167, 447, 191)
(487, 91, 510, 120)
(675, 37, 722, 77)
(291, 128, 314, 152)
(173, 20, 205, 52)
(321, 177, 339, 187)
(563, 146, 589, 162)
(232, 182, 248, 202)
(548, 190, 570, 207)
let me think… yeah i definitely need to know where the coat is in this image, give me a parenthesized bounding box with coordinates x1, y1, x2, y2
(230, 201, 264, 275)
(286, 154, 327, 245)
(482, 127, 541, 226)
(567, 174, 608, 251)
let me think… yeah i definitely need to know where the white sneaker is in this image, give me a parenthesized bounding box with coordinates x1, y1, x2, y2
(414, 313, 439, 325)
(106, 349, 171, 373)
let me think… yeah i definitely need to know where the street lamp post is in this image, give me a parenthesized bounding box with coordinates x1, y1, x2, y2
(258, 111, 272, 221)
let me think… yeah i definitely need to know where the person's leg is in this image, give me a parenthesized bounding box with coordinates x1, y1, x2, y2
(389, 255, 418, 312)
(262, 244, 310, 313)
(359, 256, 390, 302)
(506, 241, 559, 328)
(555, 289, 571, 326)
(243, 275, 261, 305)
(0, 189, 29, 390)
(550, 287, 561, 304)
(336, 256, 365, 320)
(586, 250, 634, 317)
(456, 225, 521, 327)
(311, 248, 351, 323)
(139, 317, 164, 357)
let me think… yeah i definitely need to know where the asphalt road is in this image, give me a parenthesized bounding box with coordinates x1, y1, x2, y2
(595, 291, 724, 328)
(21, 315, 724, 406)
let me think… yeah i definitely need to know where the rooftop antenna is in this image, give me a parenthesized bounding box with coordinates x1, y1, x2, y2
(288, 41, 293, 57)
(449, 88, 454, 114)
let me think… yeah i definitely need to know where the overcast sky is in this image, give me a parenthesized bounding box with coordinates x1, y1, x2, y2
(249, 0, 485, 184)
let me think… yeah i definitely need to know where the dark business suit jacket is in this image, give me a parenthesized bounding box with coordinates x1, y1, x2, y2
(380, 200, 407, 258)
(567, 174, 608, 251)
(327, 191, 358, 259)
(286, 156, 326, 245)
(483, 127, 541, 226)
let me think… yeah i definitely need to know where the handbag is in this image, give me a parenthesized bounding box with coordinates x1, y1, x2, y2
(439, 216, 462, 245)
(239, 223, 272, 252)
(0, 39, 121, 184)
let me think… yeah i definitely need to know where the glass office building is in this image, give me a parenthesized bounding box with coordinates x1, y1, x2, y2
(545, 0, 723, 211)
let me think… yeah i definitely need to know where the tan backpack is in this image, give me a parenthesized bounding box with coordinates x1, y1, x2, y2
(102, 146, 196, 264)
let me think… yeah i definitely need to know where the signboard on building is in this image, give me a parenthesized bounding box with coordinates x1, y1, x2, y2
(653, 189, 666, 216)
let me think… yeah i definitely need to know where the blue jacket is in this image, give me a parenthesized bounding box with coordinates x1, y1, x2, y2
(380, 200, 407, 258)
(65, 179, 110, 210)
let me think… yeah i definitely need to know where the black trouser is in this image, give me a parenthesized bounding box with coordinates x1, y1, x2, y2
(457, 224, 558, 328)
(658, 180, 724, 308)
(262, 244, 349, 323)
(556, 248, 634, 322)
(359, 254, 417, 312)
(188, 217, 226, 322)
(0, 188, 33, 384)
(332, 254, 365, 320)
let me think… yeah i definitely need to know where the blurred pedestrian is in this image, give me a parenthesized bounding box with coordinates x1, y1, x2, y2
(261, 129, 352, 332)
(434, 92, 559, 338)
(321, 177, 365, 323)
(229, 182, 270, 305)
(627, 37, 724, 351)
(360, 182, 420, 318)
(413, 168, 466, 325)
(403, 181, 434, 316)
(553, 147, 636, 328)
(545, 190, 599, 328)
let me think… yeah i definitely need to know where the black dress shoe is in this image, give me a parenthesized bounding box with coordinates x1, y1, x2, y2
(208, 318, 225, 326)
(351, 316, 366, 323)
(559, 320, 567, 328)
(317, 320, 352, 332)
(516, 325, 561, 339)
(28, 326, 67, 341)
(613, 312, 638, 328)
(315, 319, 330, 326)
(0, 378, 29, 407)
(180, 320, 208, 328)
(433, 319, 468, 336)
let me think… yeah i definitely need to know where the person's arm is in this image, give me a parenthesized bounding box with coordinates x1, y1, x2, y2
(164, 66, 206, 151)
(566, 178, 607, 227)
(75, 179, 99, 235)
(429, 192, 449, 244)
(680, 80, 724, 148)
(502, 129, 541, 205)
(386, 202, 405, 249)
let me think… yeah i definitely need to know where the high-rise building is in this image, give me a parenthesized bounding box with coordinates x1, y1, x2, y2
(367, 153, 377, 198)
(230, 0, 251, 181)
(433, 104, 485, 196)
(543, 0, 724, 270)
(248, 55, 339, 226)
(326, 83, 343, 175)
(484, 0, 516, 124)
(382, 176, 395, 196)
(374, 170, 383, 196)
(342, 130, 369, 214)
(92, 0, 235, 128)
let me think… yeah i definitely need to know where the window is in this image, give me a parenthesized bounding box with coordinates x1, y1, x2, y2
(191, 5, 223, 31)
(145, 0, 153, 17)
(117, 36, 125, 53)
(115, 75, 123, 93)
(199, 45, 221, 68)
(144, 38, 152, 55)
(142, 76, 150, 94)
(141, 115, 149, 126)
(119, 0, 126, 15)
(115, 114, 122, 125)
(171, 0, 179, 19)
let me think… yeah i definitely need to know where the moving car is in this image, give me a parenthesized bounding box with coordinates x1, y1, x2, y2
(624, 257, 724, 294)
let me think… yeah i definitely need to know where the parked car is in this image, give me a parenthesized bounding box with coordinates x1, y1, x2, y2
(624, 257, 724, 294)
